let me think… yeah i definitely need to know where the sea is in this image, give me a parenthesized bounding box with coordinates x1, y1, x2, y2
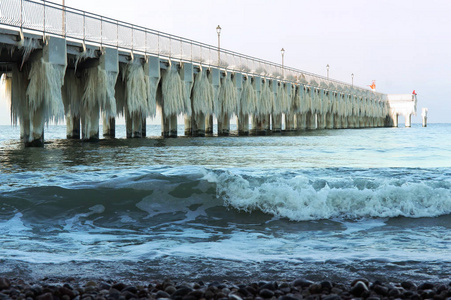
(0, 123, 450, 284)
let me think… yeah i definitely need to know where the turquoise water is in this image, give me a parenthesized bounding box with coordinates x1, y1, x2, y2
(0, 123, 450, 283)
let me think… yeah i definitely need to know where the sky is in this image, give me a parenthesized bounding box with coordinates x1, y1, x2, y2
(1, 0, 450, 124)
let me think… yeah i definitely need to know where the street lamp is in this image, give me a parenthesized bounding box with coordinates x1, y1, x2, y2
(281, 48, 285, 78)
(351, 73, 354, 87)
(216, 25, 221, 66)
(326, 64, 330, 79)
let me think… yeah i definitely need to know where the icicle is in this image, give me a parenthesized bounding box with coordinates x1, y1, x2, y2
(74, 47, 94, 73)
(0, 74, 11, 111)
(145, 74, 159, 118)
(62, 70, 82, 119)
(26, 57, 66, 124)
(275, 82, 290, 114)
(240, 75, 257, 115)
(161, 65, 186, 117)
(122, 63, 147, 118)
(217, 71, 238, 117)
(259, 78, 273, 115)
(19, 37, 40, 70)
(192, 67, 214, 115)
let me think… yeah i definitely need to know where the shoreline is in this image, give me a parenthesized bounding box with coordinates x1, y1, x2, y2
(1, 277, 450, 300)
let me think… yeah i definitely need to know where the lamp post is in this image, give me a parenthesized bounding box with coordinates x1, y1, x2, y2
(281, 48, 285, 78)
(326, 64, 329, 79)
(216, 25, 221, 66)
(351, 73, 354, 87)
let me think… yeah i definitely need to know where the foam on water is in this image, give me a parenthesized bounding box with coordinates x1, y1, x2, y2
(211, 168, 451, 221)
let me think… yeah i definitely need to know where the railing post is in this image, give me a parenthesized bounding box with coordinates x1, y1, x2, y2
(83, 11, 86, 43)
(100, 16, 103, 47)
(145, 31, 147, 55)
(43, 0, 46, 38)
(116, 20, 119, 48)
(20, 0, 23, 30)
(62, 0, 66, 37)
(157, 32, 160, 56)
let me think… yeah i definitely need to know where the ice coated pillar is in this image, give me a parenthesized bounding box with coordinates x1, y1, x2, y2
(405, 114, 411, 127)
(101, 48, 119, 138)
(180, 63, 193, 137)
(19, 36, 67, 147)
(422, 108, 428, 127)
(206, 68, 220, 134)
(271, 80, 282, 133)
(235, 73, 248, 136)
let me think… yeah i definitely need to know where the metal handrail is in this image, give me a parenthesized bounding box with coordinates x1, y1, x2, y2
(0, 0, 385, 99)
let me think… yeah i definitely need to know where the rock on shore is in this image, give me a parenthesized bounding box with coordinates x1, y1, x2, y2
(0, 277, 450, 300)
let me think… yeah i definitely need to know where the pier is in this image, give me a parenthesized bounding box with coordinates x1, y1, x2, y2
(0, 0, 417, 146)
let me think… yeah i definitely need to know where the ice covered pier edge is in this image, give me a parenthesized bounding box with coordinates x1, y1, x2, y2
(0, 0, 418, 146)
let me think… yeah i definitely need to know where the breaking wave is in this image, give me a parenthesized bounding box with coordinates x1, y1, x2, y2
(2, 167, 450, 224)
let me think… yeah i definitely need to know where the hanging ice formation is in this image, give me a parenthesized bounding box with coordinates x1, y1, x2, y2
(17, 35, 40, 70)
(217, 71, 238, 118)
(122, 62, 146, 118)
(81, 64, 118, 140)
(258, 78, 273, 116)
(275, 82, 290, 115)
(62, 70, 82, 137)
(1, 74, 11, 108)
(192, 66, 214, 116)
(15, 57, 66, 144)
(239, 76, 256, 114)
(145, 67, 160, 118)
(161, 62, 188, 117)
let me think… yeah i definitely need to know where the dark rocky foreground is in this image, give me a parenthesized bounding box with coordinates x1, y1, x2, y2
(1, 277, 451, 300)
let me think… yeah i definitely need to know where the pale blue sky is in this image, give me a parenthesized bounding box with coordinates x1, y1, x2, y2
(1, 0, 450, 123)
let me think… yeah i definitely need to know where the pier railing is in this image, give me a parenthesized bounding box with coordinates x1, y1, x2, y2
(1, 0, 380, 97)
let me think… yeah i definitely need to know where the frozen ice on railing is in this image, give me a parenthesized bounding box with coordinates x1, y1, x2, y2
(255, 67, 268, 76)
(237, 65, 251, 73)
(286, 74, 297, 82)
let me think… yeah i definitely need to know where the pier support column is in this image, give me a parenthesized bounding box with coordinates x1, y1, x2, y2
(81, 47, 119, 141)
(142, 119, 146, 137)
(103, 116, 115, 138)
(422, 108, 428, 127)
(192, 112, 206, 137)
(205, 115, 214, 135)
(392, 114, 398, 127)
(218, 114, 230, 136)
(63, 70, 82, 140)
(125, 107, 143, 138)
(238, 113, 249, 136)
(207, 68, 220, 135)
(184, 116, 192, 136)
(180, 63, 194, 137)
(66, 115, 81, 139)
(296, 113, 307, 130)
(11, 36, 67, 146)
(405, 114, 411, 127)
(263, 114, 271, 134)
(317, 113, 326, 130)
(306, 112, 317, 130)
(250, 115, 258, 135)
(272, 114, 282, 133)
(161, 107, 170, 137)
(170, 114, 178, 137)
(285, 113, 295, 131)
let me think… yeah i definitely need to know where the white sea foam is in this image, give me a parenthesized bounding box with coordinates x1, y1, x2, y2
(210, 170, 451, 221)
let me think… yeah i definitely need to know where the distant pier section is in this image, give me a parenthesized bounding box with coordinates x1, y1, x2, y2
(0, 0, 417, 146)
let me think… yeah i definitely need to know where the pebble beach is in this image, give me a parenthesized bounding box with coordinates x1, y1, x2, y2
(1, 277, 451, 300)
